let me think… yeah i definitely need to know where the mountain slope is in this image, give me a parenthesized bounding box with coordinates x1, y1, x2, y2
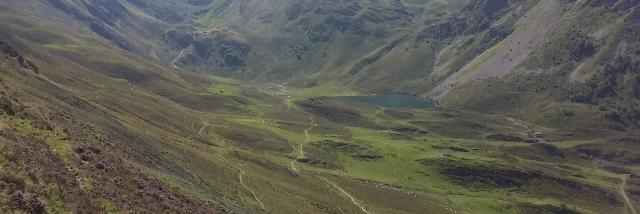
(179, 0, 640, 129)
(0, 0, 639, 213)
(0, 5, 362, 212)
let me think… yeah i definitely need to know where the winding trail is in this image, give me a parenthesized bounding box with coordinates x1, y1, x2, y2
(620, 175, 638, 214)
(171, 49, 187, 69)
(321, 177, 371, 214)
(290, 113, 317, 172)
(219, 154, 266, 210)
(237, 169, 266, 210)
(171, 34, 198, 69)
(197, 123, 210, 137)
(196, 123, 265, 210)
(272, 81, 372, 213)
(285, 99, 370, 213)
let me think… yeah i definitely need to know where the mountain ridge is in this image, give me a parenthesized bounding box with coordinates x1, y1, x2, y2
(0, 0, 639, 213)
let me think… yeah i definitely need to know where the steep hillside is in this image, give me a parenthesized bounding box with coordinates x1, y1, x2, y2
(441, 0, 640, 129)
(0, 0, 639, 214)
(179, 0, 640, 129)
(0, 4, 396, 212)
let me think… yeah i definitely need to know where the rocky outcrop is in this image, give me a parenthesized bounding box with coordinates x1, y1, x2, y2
(417, 0, 518, 42)
(290, 0, 414, 43)
(0, 41, 38, 73)
(569, 57, 640, 126)
(177, 30, 251, 74)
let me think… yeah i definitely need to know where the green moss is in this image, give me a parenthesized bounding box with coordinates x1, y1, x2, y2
(97, 198, 120, 213)
(209, 83, 241, 96)
(9, 117, 74, 163)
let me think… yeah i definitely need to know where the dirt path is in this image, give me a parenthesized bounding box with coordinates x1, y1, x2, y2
(196, 123, 265, 210)
(280, 91, 371, 213)
(620, 175, 638, 214)
(291, 108, 370, 213)
(321, 177, 370, 214)
(171, 49, 187, 69)
(171, 34, 198, 69)
(290, 113, 317, 172)
(197, 123, 210, 137)
(219, 155, 266, 210)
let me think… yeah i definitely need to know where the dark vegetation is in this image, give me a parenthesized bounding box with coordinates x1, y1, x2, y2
(570, 57, 640, 126)
(183, 31, 251, 73)
(504, 143, 569, 162)
(0, 41, 38, 73)
(486, 134, 526, 142)
(424, 158, 541, 188)
(517, 203, 580, 214)
(288, 0, 414, 43)
(410, 119, 490, 139)
(423, 158, 622, 209)
(298, 98, 380, 129)
(216, 124, 293, 152)
(416, 0, 519, 42)
(311, 139, 382, 161)
(572, 137, 640, 166)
